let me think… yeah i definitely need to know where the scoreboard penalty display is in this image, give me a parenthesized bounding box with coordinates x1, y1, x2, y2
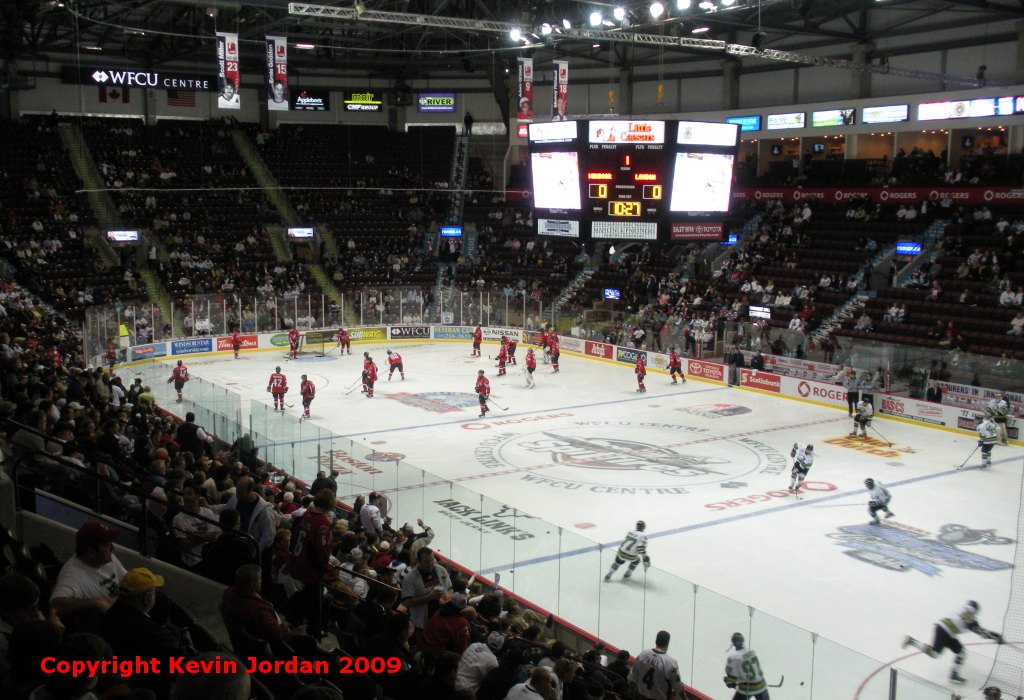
(529, 119, 738, 243)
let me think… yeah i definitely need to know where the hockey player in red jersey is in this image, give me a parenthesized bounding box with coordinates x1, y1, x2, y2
(300, 374, 316, 418)
(268, 366, 288, 410)
(472, 326, 483, 357)
(496, 342, 508, 376)
(635, 353, 647, 393)
(507, 336, 518, 365)
(168, 360, 189, 402)
(386, 349, 405, 380)
(363, 357, 378, 397)
(539, 328, 551, 363)
(475, 370, 490, 417)
(231, 330, 242, 359)
(288, 328, 301, 359)
(525, 348, 536, 388)
(105, 343, 117, 370)
(335, 328, 351, 355)
(668, 347, 686, 384)
(549, 334, 560, 373)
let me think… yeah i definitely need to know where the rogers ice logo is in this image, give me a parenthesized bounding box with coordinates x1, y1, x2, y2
(798, 381, 811, 397)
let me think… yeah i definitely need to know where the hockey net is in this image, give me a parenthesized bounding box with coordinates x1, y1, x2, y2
(284, 330, 329, 358)
(983, 472, 1024, 695)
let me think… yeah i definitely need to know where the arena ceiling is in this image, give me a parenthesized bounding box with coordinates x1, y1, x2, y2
(1, 0, 1020, 85)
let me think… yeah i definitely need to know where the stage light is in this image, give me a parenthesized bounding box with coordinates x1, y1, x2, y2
(614, 7, 626, 20)
(677, 0, 691, 7)
(650, 2, 665, 17)
(692, 25, 710, 32)
(590, 11, 602, 25)
(563, 18, 572, 29)
(541, 23, 553, 35)
(510, 27, 522, 41)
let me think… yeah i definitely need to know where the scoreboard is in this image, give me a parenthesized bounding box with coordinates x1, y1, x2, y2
(529, 119, 739, 242)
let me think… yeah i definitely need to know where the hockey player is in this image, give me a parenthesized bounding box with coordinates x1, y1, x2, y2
(363, 357, 378, 398)
(850, 398, 874, 438)
(335, 328, 351, 355)
(540, 327, 551, 363)
(288, 327, 301, 359)
(635, 353, 646, 393)
(903, 601, 1003, 683)
(549, 334, 560, 373)
(105, 343, 117, 370)
(977, 415, 998, 468)
(386, 349, 405, 380)
(507, 336, 518, 365)
(300, 374, 316, 419)
(231, 329, 242, 359)
(525, 348, 537, 388)
(987, 391, 1010, 446)
(472, 325, 482, 357)
(475, 370, 490, 418)
(724, 633, 769, 700)
(840, 367, 859, 416)
(496, 341, 508, 376)
(360, 352, 372, 394)
(605, 520, 650, 581)
(168, 360, 189, 403)
(268, 366, 288, 411)
(865, 478, 894, 524)
(789, 443, 814, 492)
(668, 348, 686, 384)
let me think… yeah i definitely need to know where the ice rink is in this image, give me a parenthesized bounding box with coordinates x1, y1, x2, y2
(163, 339, 1022, 699)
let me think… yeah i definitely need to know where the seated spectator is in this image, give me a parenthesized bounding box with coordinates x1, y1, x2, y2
(29, 631, 107, 700)
(50, 522, 126, 622)
(198, 508, 259, 585)
(999, 287, 1016, 307)
(1007, 312, 1024, 336)
(456, 630, 505, 693)
(927, 281, 942, 301)
(418, 590, 471, 655)
(169, 651, 251, 700)
(172, 480, 220, 570)
(882, 304, 901, 323)
(854, 313, 873, 333)
(959, 290, 977, 306)
(478, 649, 528, 700)
(0, 573, 46, 666)
(787, 317, 806, 333)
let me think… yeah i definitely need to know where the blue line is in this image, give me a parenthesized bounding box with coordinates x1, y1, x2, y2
(477, 453, 1024, 576)
(251, 385, 728, 450)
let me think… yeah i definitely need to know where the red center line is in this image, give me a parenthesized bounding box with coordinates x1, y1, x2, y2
(337, 415, 848, 500)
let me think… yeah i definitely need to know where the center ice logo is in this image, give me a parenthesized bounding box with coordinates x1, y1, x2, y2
(385, 392, 481, 413)
(522, 433, 730, 477)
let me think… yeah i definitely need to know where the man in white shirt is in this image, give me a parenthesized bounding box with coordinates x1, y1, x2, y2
(1000, 289, 1016, 307)
(456, 630, 505, 692)
(1007, 313, 1024, 336)
(50, 521, 127, 617)
(505, 666, 555, 700)
(172, 481, 219, 568)
(359, 492, 387, 534)
(788, 317, 806, 333)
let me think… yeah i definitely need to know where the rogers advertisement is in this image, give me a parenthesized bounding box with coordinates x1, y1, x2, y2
(672, 223, 724, 241)
(732, 187, 1024, 205)
(216, 334, 257, 352)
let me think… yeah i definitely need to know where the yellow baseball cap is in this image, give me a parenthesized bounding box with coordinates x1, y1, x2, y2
(119, 568, 165, 595)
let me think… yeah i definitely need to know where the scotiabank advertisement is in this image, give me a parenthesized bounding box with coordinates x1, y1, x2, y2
(216, 334, 257, 351)
(740, 369, 781, 393)
(732, 187, 1024, 205)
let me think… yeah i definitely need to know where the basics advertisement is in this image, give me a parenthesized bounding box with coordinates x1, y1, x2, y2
(171, 338, 213, 355)
(878, 397, 947, 426)
(390, 326, 431, 339)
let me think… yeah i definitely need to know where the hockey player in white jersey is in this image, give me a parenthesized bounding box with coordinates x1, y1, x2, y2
(724, 633, 770, 700)
(986, 391, 1010, 446)
(789, 443, 814, 493)
(850, 398, 874, 438)
(903, 600, 1003, 683)
(604, 521, 650, 581)
(864, 478, 894, 524)
(977, 416, 998, 468)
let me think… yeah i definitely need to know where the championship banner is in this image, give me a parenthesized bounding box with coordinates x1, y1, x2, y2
(551, 60, 568, 121)
(265, 36, 289, 111)
(216, 32, 240, 110)
(516, 57, 534, 121)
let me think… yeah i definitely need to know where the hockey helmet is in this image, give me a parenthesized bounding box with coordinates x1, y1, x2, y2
(983, 688, 1002, 700)
(301, 374, 307, 380)
(478, 370, 485, 376)
(731, 632, 745, 649)
(636, 520, 646, 532)
(864, 478, 874, 489)
(967, 600, 980, 613)
(386, 348, 391, 353)
(364, 351, 369, 357)
(275, 366, 281, 372)
(806, 444, 814, 451)
(177, 360, 183, 367)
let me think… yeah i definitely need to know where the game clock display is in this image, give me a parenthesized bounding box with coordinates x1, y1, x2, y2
(529, 119, 739, 242)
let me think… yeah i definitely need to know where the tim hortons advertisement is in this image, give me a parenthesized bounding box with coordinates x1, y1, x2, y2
(732, 187, 1024, 206)
(216, 334, 257, 351)
(585, 341, 614, 359)
(687, 359, 726, 382)
(741, 369, 782, 393)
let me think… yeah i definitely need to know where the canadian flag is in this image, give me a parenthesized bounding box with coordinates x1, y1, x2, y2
(99, 86, 130, 103)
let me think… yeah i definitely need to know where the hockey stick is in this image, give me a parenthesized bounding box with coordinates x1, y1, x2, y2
(810, 502, 865, 508)
(870, 425, 893, 447)
(768, 676, 784, 688)
(956, 445, 980, 470)
(345, 383, 362, 396)
(487, 397, 509, 411)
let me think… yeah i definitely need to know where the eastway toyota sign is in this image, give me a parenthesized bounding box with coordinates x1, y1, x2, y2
(64, 66, 215, 91)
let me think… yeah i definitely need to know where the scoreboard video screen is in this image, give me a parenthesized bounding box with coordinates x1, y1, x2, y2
(529, 119, 739, 242)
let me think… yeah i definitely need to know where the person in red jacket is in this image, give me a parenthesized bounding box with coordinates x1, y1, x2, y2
(268, 366, 288, 411)
(288, 327, 301, 359)
(496, 342, 508, 376)
(472, 326, 483, 357)
(168, 360, 189, 402)
(417, 591, 470, 655)
(386, 349, 405, 380)
(550, 334, 560, 373)
(364, 357, 378, 397)
(635, 353, 646, 393)
(289, 489, 336, 639)
(476, 370, 490, 418)
(300, 374, 316, 418)
(525, 348, 536, 388)
(105, 343, 117, 370)
(668, 347, 686, 385)
(540, 328, 551, 363)
(507, 337, 518, 365)
(231, 329, 242, 359)
(335, 328, 351, 355)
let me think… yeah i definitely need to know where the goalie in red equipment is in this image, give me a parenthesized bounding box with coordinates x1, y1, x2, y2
(231, 329, 242, 359)
(268, 366, 288, 411)
(288, 328, 301, 359)
(363, 357, 378, 397)
(476, 370, 490, 418)
(525, 348, 537, 388)
(496, 341, 508, 376)
(300, 374, 316, 418)
(168, 360, 189, 403)
(635, 353, 647, 393)
(507, 336, 518, 365)
(550, 334, 560, 373)
(668, 347, 686, 384)
(472, 325, 482, 357)
(335, 328, 351, 355)
(386, 349, 405, 380)
(539, 327, 551, 363)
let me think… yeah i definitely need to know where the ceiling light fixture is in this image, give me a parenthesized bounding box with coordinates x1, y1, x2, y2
(614, 6, 626, 20)
(650, 2, 665, 17)
(590, 11, 602, 24)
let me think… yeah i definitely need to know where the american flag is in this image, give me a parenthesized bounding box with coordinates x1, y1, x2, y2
(166, 89, 196, 107)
